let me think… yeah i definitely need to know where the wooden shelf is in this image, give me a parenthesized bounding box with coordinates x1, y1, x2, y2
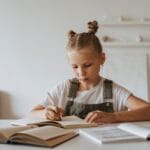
(101, 21, 150, 27)
(100, 20, 150, 47)
(102, 42, 150, 47)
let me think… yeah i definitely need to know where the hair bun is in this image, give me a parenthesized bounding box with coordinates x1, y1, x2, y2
(88, 21, 98, 34)
(68, 30, 76, 39)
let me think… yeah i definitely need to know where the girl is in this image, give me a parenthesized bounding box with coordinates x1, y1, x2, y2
(29, 21, 150, 124)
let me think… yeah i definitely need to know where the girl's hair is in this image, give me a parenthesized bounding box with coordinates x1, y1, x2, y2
(67, 21, 103, 54)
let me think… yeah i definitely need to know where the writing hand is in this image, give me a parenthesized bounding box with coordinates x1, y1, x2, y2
(45, 105, 63, 121)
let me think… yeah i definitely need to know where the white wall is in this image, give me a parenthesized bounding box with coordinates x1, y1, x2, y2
(0, 0, 150, 118)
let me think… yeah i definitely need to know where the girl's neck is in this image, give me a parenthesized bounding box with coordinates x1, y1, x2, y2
(79, 76, 101, 91)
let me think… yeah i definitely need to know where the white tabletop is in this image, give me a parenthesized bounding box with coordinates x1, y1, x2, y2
(0, 119, 150, 150)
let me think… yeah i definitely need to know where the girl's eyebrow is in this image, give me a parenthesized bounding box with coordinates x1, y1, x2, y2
(72, 62, 93, 65)
(72, 64, 77, 66)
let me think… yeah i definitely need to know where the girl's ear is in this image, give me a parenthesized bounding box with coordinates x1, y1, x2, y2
(100, 52, 105, 65)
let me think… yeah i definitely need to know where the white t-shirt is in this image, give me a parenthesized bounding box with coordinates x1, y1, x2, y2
(40, 77, 131, 112)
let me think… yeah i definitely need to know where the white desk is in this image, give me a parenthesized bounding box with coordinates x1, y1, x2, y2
(0, 120, 150, 150)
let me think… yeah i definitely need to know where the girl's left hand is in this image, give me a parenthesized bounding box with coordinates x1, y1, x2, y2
(85, 110, 117, 124)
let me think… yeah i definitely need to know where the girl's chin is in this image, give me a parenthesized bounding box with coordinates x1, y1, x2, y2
(79, 79, 89, 82)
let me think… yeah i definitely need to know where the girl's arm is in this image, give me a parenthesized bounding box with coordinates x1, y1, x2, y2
(27, 104, 63, 120)
(27, 104, 46, 118)
(85, 95, 150, 123)
(113, 95, 150, 122)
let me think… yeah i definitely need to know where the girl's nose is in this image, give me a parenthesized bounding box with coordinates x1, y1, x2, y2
(78, 67, 85, 76)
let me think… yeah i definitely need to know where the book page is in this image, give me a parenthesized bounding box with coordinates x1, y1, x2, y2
(16, 126, 75, 140)
(118, 123, 150, 139)
(10, 116, 80, 126)
(10, 117, 50, 126)
(46, 132, 78, 147)
(10, 131, 78, 147)
(57, 116, 97, 129)
(0, 126, 34, 142)
(10, 115, 95, 128)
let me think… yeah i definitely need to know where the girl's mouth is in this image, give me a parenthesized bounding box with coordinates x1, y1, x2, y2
(80, 78, 88, 81)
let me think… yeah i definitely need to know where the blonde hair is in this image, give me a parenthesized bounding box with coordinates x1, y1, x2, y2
(66, 21, 103, 54)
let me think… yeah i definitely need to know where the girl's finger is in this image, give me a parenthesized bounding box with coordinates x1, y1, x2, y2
(88, 113, 98, 123)
(85, 112, 93, 122)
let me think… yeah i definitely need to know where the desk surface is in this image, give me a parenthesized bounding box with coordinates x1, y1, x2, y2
(0, 120, 150, 150)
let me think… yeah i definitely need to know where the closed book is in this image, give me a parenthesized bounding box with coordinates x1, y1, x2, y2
(79, 121, 150, 144)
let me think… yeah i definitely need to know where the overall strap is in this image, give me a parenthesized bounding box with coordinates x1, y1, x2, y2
(68, 78, 79, 99)
(68, 78, 113, 100)
(103, 79, 113, 101)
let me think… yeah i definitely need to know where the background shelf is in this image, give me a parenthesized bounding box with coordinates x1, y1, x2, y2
(102, 42, 150, 47)
(101, 21, 150, 27)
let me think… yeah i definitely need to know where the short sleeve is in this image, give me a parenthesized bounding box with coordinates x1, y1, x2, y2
(39, 80, 70, 108)
(113, 82, 132, 111)
(39, 87, 59, 108)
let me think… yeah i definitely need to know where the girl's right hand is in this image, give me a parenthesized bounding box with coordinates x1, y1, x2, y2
(45, 105, 63, 121)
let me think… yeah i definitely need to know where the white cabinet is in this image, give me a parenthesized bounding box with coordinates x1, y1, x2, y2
(100, 20, 150, 100)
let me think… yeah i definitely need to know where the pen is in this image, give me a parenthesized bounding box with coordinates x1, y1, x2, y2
(47, 98, 62, 120)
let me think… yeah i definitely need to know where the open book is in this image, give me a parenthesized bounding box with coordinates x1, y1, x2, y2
(11, 115, 97, 129)
(79, 121, 150, 144)
(0, 125, 78, 147)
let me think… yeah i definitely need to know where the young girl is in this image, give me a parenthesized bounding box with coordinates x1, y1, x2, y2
(29, 21, 150, 124)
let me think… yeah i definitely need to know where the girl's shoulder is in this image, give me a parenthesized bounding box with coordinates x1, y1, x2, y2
(101, 77, 128, 91)
(48, 79, 71, 92)
(56, 79, 71, 89)
(103, 77, 131, 94)
(100, 77, 112, 85)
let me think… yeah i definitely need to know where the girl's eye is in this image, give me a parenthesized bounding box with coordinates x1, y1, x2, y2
(84, 64, 92, 67)
(72, 66, 78, 69)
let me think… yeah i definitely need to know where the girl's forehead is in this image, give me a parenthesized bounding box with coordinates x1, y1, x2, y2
(67, 48, 98, 58)
(67, 49, 99, 64)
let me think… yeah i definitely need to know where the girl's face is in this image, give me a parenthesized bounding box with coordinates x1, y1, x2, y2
(68, 47, 104, 86)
